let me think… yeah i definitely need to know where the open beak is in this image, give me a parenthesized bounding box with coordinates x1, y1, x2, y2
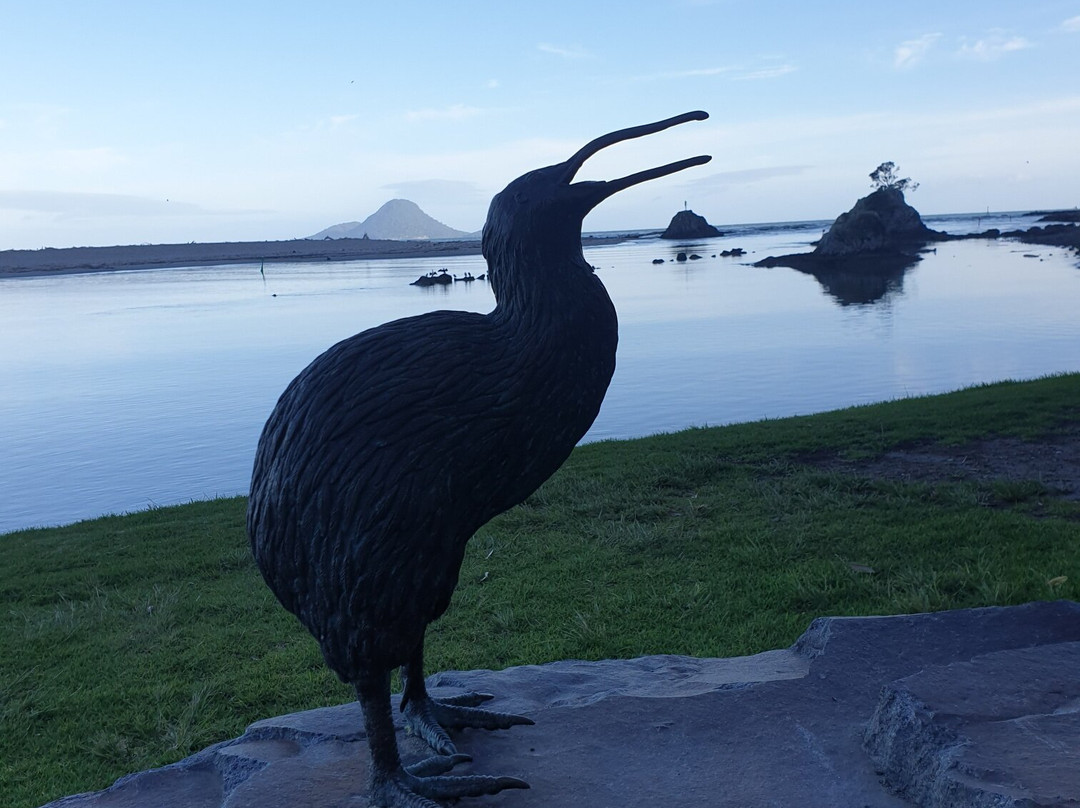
(562, 111, 712, 209)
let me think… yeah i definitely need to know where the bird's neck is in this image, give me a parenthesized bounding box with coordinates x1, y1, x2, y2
(487, 242, 602, 321)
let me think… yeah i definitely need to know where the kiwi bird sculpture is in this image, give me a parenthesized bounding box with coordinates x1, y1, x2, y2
(248, 111, 711, 807)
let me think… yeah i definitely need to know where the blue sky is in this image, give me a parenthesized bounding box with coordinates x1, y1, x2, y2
(1, 0, 1078, 249)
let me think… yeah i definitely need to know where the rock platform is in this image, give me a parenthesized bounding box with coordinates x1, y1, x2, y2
(42, 601, 1080, 808)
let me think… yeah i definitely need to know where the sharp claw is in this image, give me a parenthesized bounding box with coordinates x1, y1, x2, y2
(411, 772, 531, 801)
(432, 700, 534, 731)
(434, 737, 457, 757)
(404, 753, 471, 778)
(372, 768, 528, 808)
(494, 776, 530, 791)
(436, 690, 494, 707)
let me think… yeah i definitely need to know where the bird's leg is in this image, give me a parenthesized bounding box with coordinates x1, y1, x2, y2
(400, 644, 535, 757)
(357, 672, 408, 783)
(355, 672, 528, 808)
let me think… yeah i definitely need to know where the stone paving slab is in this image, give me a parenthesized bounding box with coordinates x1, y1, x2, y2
(41, 600, 1080, 808)
(865, 640, 1080, 807)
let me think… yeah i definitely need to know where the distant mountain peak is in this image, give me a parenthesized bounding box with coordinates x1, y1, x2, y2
(309, 199, 470, 241)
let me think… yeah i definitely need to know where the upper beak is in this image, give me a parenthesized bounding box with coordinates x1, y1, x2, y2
(561, 111, 712, 209)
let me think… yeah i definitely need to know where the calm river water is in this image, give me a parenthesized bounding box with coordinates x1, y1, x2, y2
(3, 212, 1079, 533)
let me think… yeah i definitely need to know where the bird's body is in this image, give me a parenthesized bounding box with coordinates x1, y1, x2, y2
(249, 281, 616, 680)
(248, 111, 709, 807)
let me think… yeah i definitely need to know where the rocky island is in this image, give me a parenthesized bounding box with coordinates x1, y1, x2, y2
(756, 185, 945, 274)
(753, 164, 950, 304)
(660, 208, 722, 239)
(814, 186, 942, 257)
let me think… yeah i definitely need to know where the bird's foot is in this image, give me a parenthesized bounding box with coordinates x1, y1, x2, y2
(370, 763, 528, 808)
(402, 691, 534, 756)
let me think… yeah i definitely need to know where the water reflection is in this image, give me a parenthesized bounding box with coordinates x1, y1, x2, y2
(752, 246, 925, 306)
(795, 257, 914, 307)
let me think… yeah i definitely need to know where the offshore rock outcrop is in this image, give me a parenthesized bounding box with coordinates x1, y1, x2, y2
(660, 209, 722, 239)
(997, 222, 1080, 253)
(756, 187, 946, 305)
(814, 187, 941, 255)
(1034, 210, 1080, 224)
(947, 221, 1079, 264)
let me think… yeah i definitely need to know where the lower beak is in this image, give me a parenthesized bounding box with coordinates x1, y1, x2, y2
(582, 155, 713, 212)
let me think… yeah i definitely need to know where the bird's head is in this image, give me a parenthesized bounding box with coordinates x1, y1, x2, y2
(482, 111, 711, 289)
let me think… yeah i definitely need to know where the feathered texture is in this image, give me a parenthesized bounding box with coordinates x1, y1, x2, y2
(249, 283, 616, 678)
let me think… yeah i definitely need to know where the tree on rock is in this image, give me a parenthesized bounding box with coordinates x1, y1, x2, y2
(869, 162, 919, 194)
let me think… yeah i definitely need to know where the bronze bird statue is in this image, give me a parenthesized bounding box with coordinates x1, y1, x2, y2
(248, 111, 711, 807)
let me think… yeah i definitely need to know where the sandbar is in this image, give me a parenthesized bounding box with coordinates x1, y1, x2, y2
(0, 237, 485, 279)
(0, 234, 632, 280)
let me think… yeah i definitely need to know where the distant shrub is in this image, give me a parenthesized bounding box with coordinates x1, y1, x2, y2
(870, 161, 919, 193)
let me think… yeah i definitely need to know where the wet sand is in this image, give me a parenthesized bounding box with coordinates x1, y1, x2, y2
(0, 237, 485, 279)
(0, 234, 633, 279)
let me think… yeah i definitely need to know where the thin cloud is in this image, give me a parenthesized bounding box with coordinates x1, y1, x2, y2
(381, 179, 487, 203)
(656, 66, 737, 79)
(404, 104, 482, 123)
(894, 33, 941, 69)
(0, 190, 205, 218)
(957, 33, 1033, 60)
(683, 165, 811, 190)
(630, 62, 795, 82)
(537, 43, 593, 60)
(24, 146, 128, 175)
(1061, 15, 1080, 32)
(734, 64, 798, 80)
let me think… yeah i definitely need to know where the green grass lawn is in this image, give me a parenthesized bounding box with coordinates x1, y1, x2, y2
(3, 374, 1078, 807)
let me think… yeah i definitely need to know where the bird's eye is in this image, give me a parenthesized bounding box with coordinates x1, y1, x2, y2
(514, 192, 529, 204)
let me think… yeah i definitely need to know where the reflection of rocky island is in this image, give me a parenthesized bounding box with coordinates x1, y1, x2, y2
(756, 186, 947, 305)
(660, 209, 722, 239)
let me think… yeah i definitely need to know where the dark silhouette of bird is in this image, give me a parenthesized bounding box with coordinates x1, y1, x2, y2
(247, 111, 710, 807)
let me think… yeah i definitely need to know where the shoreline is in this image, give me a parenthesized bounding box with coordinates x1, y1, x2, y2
(0, 234, 635, 280)
(0, 237, 484, 279)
